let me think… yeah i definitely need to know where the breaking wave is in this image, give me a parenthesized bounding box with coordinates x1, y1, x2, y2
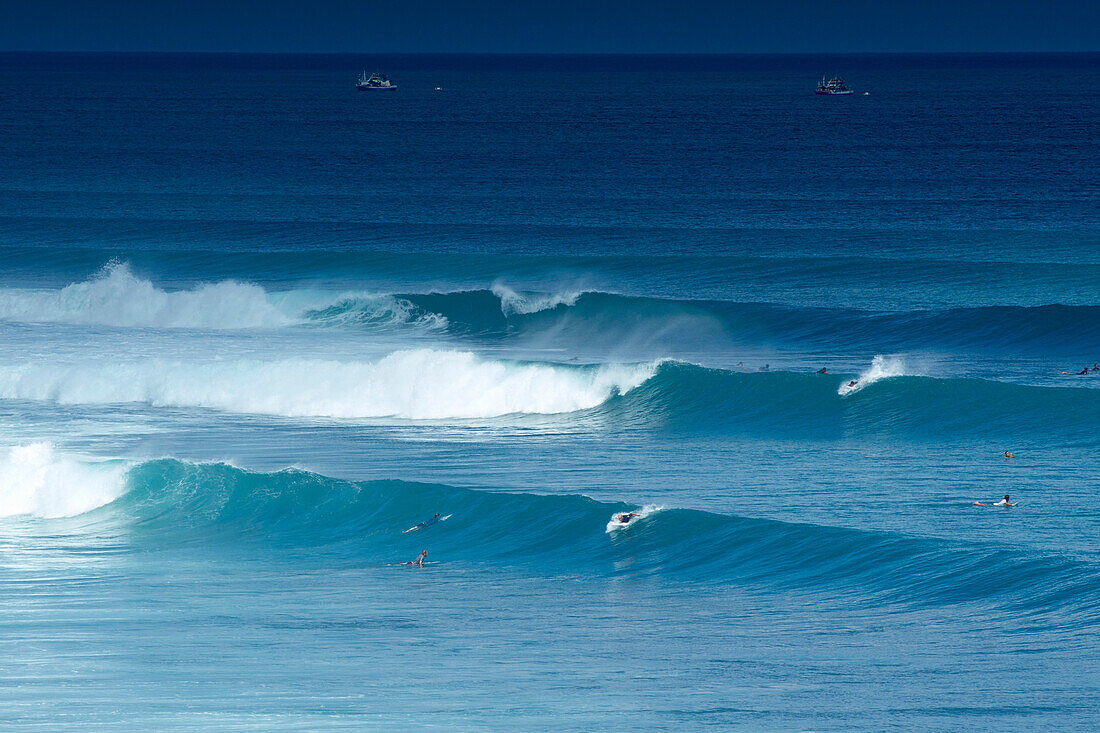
(0, 443, 128, 518)
(0, 350, 660, 420)
(16, 457, 1093, 618)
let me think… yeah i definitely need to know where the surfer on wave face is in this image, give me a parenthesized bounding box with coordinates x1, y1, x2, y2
(618, 512, 640, 524)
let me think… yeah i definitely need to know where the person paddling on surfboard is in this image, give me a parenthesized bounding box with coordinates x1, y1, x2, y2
(403, 513, 441, 534)
(975, 495, 1017, 507)
(404, 550, 427, 568)
(617, 512, 641, 524)
(817, 367, 828, 374)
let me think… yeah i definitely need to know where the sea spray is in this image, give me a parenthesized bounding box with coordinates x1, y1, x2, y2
(839, 354, 911, 395)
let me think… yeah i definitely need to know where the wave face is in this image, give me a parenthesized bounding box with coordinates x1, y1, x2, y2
(604, 361, 1100, 439)
(0, 351, 659, 419)
(73, 458, 1096, 617)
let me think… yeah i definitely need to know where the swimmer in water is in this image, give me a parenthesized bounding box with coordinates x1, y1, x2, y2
(1004, 450, 1015, 459)
(404, 550, 428, 568)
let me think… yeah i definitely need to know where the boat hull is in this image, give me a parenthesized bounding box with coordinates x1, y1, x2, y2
(357, 85, 398, 91)
(815, 89, 854, 95)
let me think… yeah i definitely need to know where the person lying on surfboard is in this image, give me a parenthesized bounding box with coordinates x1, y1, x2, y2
(404, 550, 428, 568)
(404, 513, 441, 534)
(617, 512, 641, 524)
(974, 495, 1017, 507)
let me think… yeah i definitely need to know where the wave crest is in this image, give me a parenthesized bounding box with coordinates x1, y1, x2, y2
(0, 350, 660, 420)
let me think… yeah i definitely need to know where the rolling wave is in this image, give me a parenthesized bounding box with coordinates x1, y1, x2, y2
(603, 361, 1100, 439)
(0, 352, 1097, 437)
(0, 350, 659, 419)
(12, 455, 1092, 617)
(3, 264, 1096, 356)
(389, 289, 1100, 353)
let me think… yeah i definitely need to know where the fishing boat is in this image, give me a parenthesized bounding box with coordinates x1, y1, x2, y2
(357, 71, 397, 90)
(815, 76, 853, 95)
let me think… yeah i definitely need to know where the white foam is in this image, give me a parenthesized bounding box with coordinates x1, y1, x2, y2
(838, 354, 910, 396)
(491, 283, 584, 316)
(606, 504, 664, 533)
(0, 443, 127, 518)
(0, 263, 455, 333)
(0, 262, 293, 329)
(0, 350, 660, 420)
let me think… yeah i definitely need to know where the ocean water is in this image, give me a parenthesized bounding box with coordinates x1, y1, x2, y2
(1, 52, 1099, 730)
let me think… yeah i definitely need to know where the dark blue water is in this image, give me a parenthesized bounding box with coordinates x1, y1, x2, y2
(1, 53, 1098, 730)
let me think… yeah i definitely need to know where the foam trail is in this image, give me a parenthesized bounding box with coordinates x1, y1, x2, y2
(0, 350, 661, 420)
(0, 443, 128, 518)
(839, 354, 910, 396)
(491, 283, 584, 316)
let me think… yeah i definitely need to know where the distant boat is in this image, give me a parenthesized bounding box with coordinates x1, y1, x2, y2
(357, 71, 397, 91)
(815, 76, 853, 95)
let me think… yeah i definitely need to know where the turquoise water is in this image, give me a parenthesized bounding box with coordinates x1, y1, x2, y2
(1, 53, 1098, 730)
